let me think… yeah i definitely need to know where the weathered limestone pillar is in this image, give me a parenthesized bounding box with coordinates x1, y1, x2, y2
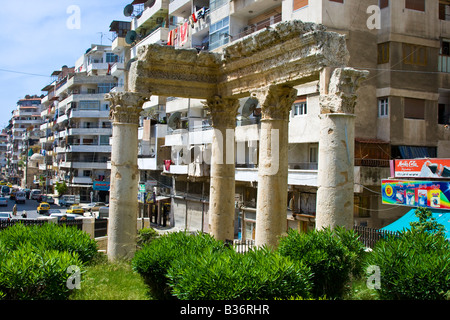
(204, 96, 239, 241)
(104, 91, 148, 260)
(253, 85, 297, 248)
(316, 67, 368, 230)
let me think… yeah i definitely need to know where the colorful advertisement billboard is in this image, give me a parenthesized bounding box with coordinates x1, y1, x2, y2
(394, 159, 450, 178)
(382, 179, 450, 210)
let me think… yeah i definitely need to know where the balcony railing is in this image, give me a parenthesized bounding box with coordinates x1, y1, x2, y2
(234, 13, 282, 41)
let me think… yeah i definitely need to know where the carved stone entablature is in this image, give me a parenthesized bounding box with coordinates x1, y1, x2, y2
(202, 95, 239, 128)
(319, 68, 369, 115)
(251, 85, 298, 121)
(105, 92, 150, 124)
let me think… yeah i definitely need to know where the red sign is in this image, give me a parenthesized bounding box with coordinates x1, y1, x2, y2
(394, 159, 450, 178)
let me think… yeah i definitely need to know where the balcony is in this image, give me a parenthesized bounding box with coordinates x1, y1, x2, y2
(233, 13, 282, 41)
(72, 177, 93, 184)
(60, 161, 109, 170)
(133, 0, 169, 31)
(138, 157, 157, 171)
(70, 110, 110, 119)
(68, 127, 112, 136)
(131, 27, 169, 59)
(166, 97, 204, 113)
(111, 62, 125, 76)
(163, 164, 188, 175)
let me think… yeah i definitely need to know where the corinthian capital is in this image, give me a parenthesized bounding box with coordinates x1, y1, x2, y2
(252, 85, 297, 121)
(319, 67, 369, 115)
(202, 95, 239, 128)
(105, 92, 150, 124)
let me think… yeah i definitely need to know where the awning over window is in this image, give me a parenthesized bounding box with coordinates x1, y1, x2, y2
(381, 209, 450, 240)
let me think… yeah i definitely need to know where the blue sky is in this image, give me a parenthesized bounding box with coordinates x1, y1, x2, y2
(0, 0, 130, 128)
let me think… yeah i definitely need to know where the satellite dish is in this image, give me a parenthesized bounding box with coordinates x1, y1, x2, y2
(146, 0, 156, 8)
(241, 98, 258, 118)
(123, 4, 134, 17)
(168, 112, 181, 129)
(125, 30, 138, 44)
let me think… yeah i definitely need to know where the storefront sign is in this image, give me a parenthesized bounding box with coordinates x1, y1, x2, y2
(93, 181, 110, 191)
(382, 179, 450, 210)
(394, 159, 450, 178)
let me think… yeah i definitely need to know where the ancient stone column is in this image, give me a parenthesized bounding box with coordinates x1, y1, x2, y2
(316, 67, 368, 231)
(104, 91, 148, 260)
(203, 96, 239, 242)
(253, 85, 297, 248)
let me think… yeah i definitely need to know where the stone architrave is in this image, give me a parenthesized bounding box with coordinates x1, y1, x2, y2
(104, 91, 149, 261)
(203, 96, 239, 241)
(316, 67, 369, 231)
(252, 85, 298, 248)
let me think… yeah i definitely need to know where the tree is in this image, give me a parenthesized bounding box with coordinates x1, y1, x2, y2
(410, 207, 446, 237)
(55, 181, 68, 196)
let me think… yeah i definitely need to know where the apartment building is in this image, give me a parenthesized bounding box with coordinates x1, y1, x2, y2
(4, 96, 43, 187)
(0, 130, 8, 174)
(118, 0, 450, 238)
(39, 46, 117, 202)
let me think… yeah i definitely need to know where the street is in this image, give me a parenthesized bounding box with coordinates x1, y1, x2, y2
(0, 196, 64, 219)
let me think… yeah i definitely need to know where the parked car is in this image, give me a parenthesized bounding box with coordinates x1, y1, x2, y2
(0, 197, 8, 206)
(9, 188, 18, 200)
(66, 205, 85, 215)
(22, 188, 31, 198)
(0, 212, 12, 221)
(1, 185, 10, 196)
(38, 195, 55, 204)
(81, 202, 106, 212)
(15, 192, 26, 204)
(37, 202, 51, 214)
(98, 206, 109, 218)
(49, 213, 78, 221)
(30, 189, 42, 200)
(58, 195, 80, 207)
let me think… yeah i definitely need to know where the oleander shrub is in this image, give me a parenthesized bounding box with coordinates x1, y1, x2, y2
(132, 231, 227, 299)
(0, 222, 98, 264)
(137, 227, 159, 247)
(167, 246, 313, 300)
(0, 222, 98, 300)
(0, 243, 82, 300)
(367, 230, 450, 300)
(277, 227, 366, 299)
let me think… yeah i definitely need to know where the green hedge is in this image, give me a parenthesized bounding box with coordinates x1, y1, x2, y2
(367, 230, 450, 300)
(132, 231, 313, 300)
(132, 231, 226, 299)
(277, 227, 366, 299)
(167, 246, 312, 300)
(0, 222, 98, 300)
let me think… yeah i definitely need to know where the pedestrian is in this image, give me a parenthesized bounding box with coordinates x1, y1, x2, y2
(12, 204, 17, 216)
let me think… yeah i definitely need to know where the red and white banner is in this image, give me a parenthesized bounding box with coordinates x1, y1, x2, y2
(394, 159, 450, 178)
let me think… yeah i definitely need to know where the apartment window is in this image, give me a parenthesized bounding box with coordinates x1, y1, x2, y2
(210, 0, 228, 11)
(378, 98, 389, 117)
(79, 101, 100, 110)
(209, 17, 230, 50)
(105, 53, 118, 63)
(100, 136, 110, 145)
(405, 0, 425, 11)
(379, 0, 389, 9)
(292, 96, 307, 116)
(293, 0, 308, 11)
(438, 104, 450, 125)
(309, 145, 318, 164)
(98, 83, 117, 94)
(404, 98, 425, 120)
(439, 2, 450, 20)
(403, 43, 427, 66)
(377, 42, 390, 64)
(83, 170, 92, 177)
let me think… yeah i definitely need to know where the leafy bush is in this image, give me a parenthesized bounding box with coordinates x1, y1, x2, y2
(132, 231, 226, 299)
(367, 230, 450, 300)
(0, 244, 82, 300)
(0, 222, 98, 264)
(137, 227, 159, 247)
(0, 222, 99, 300)
(277, 227, 366, 299)
(168, 246, 312, 300)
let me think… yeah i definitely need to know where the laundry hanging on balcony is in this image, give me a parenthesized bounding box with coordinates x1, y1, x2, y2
(180, 22, 188, 45)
